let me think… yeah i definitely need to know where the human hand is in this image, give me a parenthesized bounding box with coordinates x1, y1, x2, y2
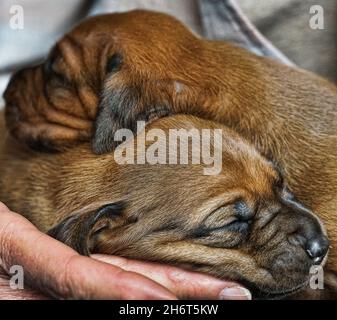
(0, 202, 251, 300)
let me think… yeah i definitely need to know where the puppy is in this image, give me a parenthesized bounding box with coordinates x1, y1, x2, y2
(5, 9, 336, 273)
(2, 10, 337, 297)
(0, 110, 330, 299)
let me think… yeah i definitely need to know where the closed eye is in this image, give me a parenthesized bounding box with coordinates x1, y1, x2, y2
(201, 200, 253, 235)
(191, 218, 251, 241)
(208, 219, 251, 233)
(202, 204, 236, 230)
(106, 53, 123, 74)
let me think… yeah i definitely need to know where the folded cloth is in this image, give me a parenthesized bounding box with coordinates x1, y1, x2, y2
(237, 0, 337, 84)
(198, 0, 293, 65)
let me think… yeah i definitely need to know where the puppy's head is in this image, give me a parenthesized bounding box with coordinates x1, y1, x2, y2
(4, 10, 216, 153)
(47, 115, 329, 299)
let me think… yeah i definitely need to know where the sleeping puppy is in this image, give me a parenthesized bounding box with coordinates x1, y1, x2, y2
(0, 111, 330, 299)
(4, 10, 337, 281)
(2, 10, 337, 297)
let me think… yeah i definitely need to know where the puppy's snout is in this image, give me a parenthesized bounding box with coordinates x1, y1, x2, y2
(306, 236, 329, 264)
(291, 231, 329, 265)
(285, 203, 329, 265)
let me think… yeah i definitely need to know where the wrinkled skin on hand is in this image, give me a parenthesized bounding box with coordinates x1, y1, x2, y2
(0, 202, 250, 300)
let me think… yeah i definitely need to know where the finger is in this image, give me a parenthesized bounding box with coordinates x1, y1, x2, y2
(0, 204, 176, 300)
(0, 271, 48, 300)
(92, 254, 252, 300)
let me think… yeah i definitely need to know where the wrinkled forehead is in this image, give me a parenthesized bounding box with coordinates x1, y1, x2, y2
(117, 116, 278, 190)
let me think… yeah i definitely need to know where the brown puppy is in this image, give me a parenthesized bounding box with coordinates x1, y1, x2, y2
(0, 111, 329, 299)
(2, 10, 337, 296)
(5, 9, 336, 262)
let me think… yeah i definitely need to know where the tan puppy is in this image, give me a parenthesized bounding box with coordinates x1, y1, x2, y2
(0, 111, 330, 299)
(2, 10, 337, 297)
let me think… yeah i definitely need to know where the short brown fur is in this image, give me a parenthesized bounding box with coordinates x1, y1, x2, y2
(2, 11, 337, 298)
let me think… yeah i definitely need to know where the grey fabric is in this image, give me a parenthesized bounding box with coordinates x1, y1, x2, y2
(88, 0, 203, 35)
(198, 0, 294, 65)
(238, 0, 337, 84)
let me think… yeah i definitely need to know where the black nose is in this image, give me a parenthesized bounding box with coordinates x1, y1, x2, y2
(282, 200, 329, 265)
(305, 236, 329, 265)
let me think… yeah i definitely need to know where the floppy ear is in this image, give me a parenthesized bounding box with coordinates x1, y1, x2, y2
(47, 202, 125, 255)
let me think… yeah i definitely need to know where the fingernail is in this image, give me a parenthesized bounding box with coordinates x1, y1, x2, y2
(219, 286, 252, 300)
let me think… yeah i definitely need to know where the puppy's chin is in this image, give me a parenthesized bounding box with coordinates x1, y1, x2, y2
(175, 260, 310, 299)
(240, 279, 308, 300)
(91, 234, 314, 300)
(166, 260, 308, 299)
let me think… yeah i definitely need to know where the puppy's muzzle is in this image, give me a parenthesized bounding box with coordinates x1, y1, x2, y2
(287, 209, 329, 265)
(278, 198, 329, 266)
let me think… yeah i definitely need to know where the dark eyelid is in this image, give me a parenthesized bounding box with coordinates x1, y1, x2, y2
(200, 202, 231, 229)
(234, 201, 254, 221)
(201, 199, 252, 233)
(198, 219, 250, 238)
(106, 53, 123, 73)
(204, 198, 241, 221)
